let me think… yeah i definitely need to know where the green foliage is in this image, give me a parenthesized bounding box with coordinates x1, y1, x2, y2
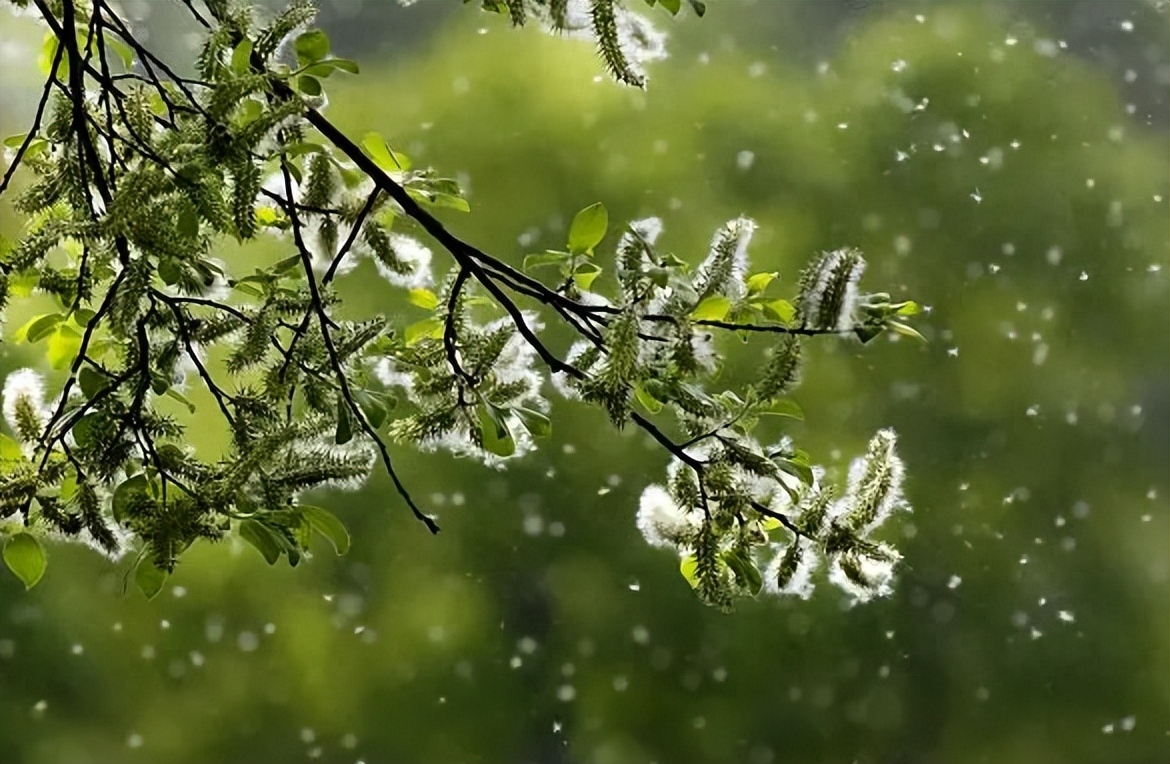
(0, 0, 917, 607)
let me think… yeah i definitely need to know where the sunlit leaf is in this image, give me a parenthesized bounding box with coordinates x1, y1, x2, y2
(888, 321, 927, 342)
(408, 288, 440, 310)
(567, 202, 608, 255)
(294, 29, 330, 65)
(3, 533, 46, 590)
(692, 295, 732, 322)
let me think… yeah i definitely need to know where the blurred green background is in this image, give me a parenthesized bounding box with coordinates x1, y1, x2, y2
(1, 1, 1168, 762)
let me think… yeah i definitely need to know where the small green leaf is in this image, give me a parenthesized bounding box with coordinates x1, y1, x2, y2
(294, 29, 330, 65)
(478, 406, 516, 458)
(134, 559, 168, 600)
(763, 299, 795, 324)
(567, 202, 608, 255)
(892, 300, 922, 317)
(776, 457, 814, 486)
(724, 549, 763, 596)
(759, 515, 784, 532)
(70, 414, 101, 449)
(658, 0, 682, 13)
(679, 554, 700, 589)
(112, 474, 149, 523)
(25, 313, 63, 343)
(3, 133, 27, 149)
(107, 38, 134, 69)
(0, 433, 24, 464)
(634, 384, 664, 414)
(407, 288, 439, 310)
(687, 0, 706, 16)
(514, 407, 551, 438)
(692, 295, 732, 322)
(39, 33, 63, 78)
(46, 326, 82, 370)
(298, 74, 322, 96)
(239, 519, 283, 565)
(523, 251, 570, 272)
(300, 505, 351, 555)
(230, 38, 254, 74)
(165, 388, 197, 413)
(335, 397, 354, 445)
(888, 321, 927, 342)
(360, 132, 409, 171)
(404, 317, 444, 345)
(303, 58, 359, 77)
(4, 533, 46, 590)
(745, 271, 778, 296)
(256, 207, 285, 227)
(77, 367, 106, 400)
(354, 389, 387, 429)
(427, 192, 470, 212)
(572, 262, 603, 291)
(759, 398, 803, 420)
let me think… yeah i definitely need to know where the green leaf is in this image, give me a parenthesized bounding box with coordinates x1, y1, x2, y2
(407, 288, 439, 310)
(572, 262, 603, 291)
(692, 295, 732, 322)
(687, 0, 707, 15)
(776, 457, 814, 486)
(0, 433, 24, 464)
(107, 38, 135, 69)
(523, 251, 570, 272)
(888, 321, 927, 342)
(70, 414, 101, 449)
(759, 398, 803, 420)
(745, 271, 778, 296)
(4, 533, 46, 590)
(38, 33, 63, 78)
(354, 389, 387, 429)
(256, 207, 285, 227)
(112, 474, 149, 523)
(360, 132, 410, 171)
(335, 397, 354, 445)
(427, 192, 470, 212)
(634, 384, 664, 414)
(46, 326, 82, 370)
(134, 559, 168, 600)
(567, 202, 608, 255)
(294, 29, 330, 65)
(404, 317, 444, 345)
(298, 74, 322, 97)
(514, 407, 551, 438)
(165, 388, 197, 413)
(230, 38, 254, 74)
(478, 405, 516, 458)
(25, 313, 63, 343)
(892, 300, 922, 317)
(300, 505, 351, 555)
(679, 554, 700, 589)
(303, 58, 359, 77)
(763, 299, 796, 324)
(239, 519, 283, 565)
(723, 549, 763, 596)
(759, 515, 784, 532)
(78, 367, 107, 400)
(658, 0, 682, 13)
(3, 133, 27, 149)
